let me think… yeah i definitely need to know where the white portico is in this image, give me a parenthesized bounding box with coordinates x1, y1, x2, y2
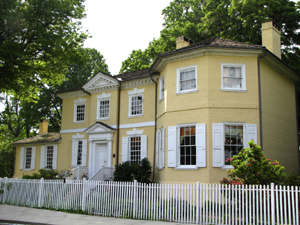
(84, 122, 115, 178)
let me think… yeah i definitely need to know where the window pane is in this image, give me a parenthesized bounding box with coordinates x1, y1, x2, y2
(131, 96, 143, 115)
(224, 125, 244, 163)
(99, 100, 109, 118)
(46, 146, 53, 169)
(179, 68, 196, 91)
(223, 66, 243, 89)
(179, 126, 196, 165)
(77, 141, 83, 165)
(76, 105, 85, 121)
(25, 147, 32, 169)
(130, 136, 141, 164)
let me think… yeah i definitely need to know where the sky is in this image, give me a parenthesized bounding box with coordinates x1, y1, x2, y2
(81, 0, 173, 75)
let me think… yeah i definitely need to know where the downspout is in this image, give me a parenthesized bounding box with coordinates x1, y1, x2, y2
(257, 50, 268, 150)
(116, 82, 121, 165)
(150, 75, 157, 183)
(295, 83, 300, 173)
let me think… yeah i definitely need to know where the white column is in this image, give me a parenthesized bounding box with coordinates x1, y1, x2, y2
(88, 140, 93, 177)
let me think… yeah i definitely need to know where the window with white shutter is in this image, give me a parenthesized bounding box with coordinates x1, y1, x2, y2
(20, 146, 36, 170)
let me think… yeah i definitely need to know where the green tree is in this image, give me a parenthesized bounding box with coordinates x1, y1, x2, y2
(0, 0, 88, 101)
(220, 141, 286, 185)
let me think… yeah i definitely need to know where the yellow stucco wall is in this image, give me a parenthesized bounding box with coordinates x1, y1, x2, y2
(260, 61, 299, 174)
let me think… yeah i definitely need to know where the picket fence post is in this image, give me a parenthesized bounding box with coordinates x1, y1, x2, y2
(2, 177, 8, 203)
(196, 182, 200, 224)
(81, 178, 87, 212)
(271, 183, 275, 225)
(133, 180, 137, 218)
(38, 178, 44, 207)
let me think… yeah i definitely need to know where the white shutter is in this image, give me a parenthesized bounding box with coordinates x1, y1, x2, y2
(20, 147, 25, 169)
(161, 127, 165, 168)
(53, 145, 58, 169)
(168, 126, 176, 167)
(156, 131, 159, 168)
(246, 124, 257, 147)
(141, 135, 147, 160)
(31, 146, 36, 170)
(212, 124, 224, 167)
(122, 137, 129, 163)
(40, 146, 46, 169)
(196, 124, 206, 167)
(72, 140, 78, 167)
(81, 140, 87, 166)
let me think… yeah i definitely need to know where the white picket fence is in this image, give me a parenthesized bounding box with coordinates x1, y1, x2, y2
(0, 178, 299, 225)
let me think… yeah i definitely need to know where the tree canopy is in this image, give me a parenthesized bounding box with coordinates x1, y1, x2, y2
(120, 0, 300, 74)
(0, 0, 88, 100)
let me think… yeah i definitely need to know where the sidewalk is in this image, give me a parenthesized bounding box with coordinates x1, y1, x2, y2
(0, 204, 183, 225)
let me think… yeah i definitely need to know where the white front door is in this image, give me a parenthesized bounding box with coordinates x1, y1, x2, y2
(94, 143, 108, 173)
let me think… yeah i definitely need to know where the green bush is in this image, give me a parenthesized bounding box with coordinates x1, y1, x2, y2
(220, 140, 286, 185)
(284, 172, 300, 186)
(114, 158, 152, 183)
(22, 168, 59, 179)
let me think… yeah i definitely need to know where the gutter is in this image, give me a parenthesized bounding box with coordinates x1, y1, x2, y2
(257, 50, 268, 150)
(116, 82, 121, 165)
(150, 74, 158, 183)
(295, 83, 300, 173)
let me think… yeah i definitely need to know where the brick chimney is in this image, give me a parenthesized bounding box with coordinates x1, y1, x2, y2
(262, 21, 281, 59)
(39, 119, 49, 135)
(176, 36, 193, 49)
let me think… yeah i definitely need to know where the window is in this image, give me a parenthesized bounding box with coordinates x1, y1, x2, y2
(177, 65, 197, 94)
(74, 97, 87, 123)
(160, 75, 165, 100)
(122, 128, 147, 163)
(130, 136, 141, 163)
(221, 64, 246, 91)
(156, 128, 165, 169)
(97, 92, 111, 120)
(71, 133, 87, 167)
(40, 145, 58, 169)
(20, 146, 36, 170)
(128, 88, 145, 118)
(25, 147, 32, 169)
(212, 123, 257, 168)
(168, 124, 206, 169)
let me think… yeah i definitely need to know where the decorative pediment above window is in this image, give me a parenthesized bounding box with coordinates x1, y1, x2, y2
(126, 128, 144, 136)
(82, 72, 119, 93)
(84, 122, 116, 134)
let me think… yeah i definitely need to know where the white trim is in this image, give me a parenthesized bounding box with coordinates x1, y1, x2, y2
(126, 128, 144, 136)
(60, 121, 155, 134)
(221, 63, 246, 91)
(72, 133, 85, 139)
(74, 97, 87, 104)
(127, 87, 145, 95)
(60, 128, 86, 134)
(97, 92, 111, 99)
(176, 65, 197, 94)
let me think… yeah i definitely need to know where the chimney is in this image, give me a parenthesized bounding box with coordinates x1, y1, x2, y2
(262, 21, 281, 59)
(176, 36, 193, 49)
(39, 119, 49, 135)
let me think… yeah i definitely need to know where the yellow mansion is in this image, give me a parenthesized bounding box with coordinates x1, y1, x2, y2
(13, 22, 300, 183)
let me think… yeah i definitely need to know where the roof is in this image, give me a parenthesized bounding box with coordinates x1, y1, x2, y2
(12, 133, 61, 145)
(158, 37, 263, 58)
(115, 69, 150, 81)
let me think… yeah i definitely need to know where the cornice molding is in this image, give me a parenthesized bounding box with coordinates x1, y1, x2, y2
(152, 47, 263, 73)
(57, 90, 89, 99)
(121, 77, 158, 89)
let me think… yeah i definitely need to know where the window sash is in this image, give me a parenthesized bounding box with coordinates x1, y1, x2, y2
(46, 146, 54, 169)
(99, 100, 109, 118)
(131, 96, 143, 115)
(223, 66, 243, 89)
(130, 136, 141, 163)
(224, 125, 244, 162)
(160, 77, 165, 99)
(77, 140, 83, 165)
(76, 105, 85, 121)
(179, 126, 196, 166)
(25, 147, 32, 169)
(179, 69, 196, 91)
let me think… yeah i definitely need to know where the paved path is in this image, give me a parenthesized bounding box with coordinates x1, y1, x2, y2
(0, 204, 183, 225)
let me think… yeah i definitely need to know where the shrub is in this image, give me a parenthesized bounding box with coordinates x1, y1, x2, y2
(22, 168, 59, 179)
(113, 158, 152, 183)
(284, 172, 300, 186)
(220, 140, 286, 185)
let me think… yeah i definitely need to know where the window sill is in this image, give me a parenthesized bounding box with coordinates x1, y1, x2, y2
(22, 169, 32, 171)
(128, 114, 143, 119)
(96, 117, 109, 121)
(220, 88, 247, 92)
(73, 121, 85, 124)
(175, 166, 198, 170)
(176, 89, 198, 95)
(222, 165, 234, 170)
(159, 97, 165, 103)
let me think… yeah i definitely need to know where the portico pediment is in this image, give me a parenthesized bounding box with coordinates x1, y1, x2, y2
(82, 72, 119, 93)
(84, 122, 115, 134)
